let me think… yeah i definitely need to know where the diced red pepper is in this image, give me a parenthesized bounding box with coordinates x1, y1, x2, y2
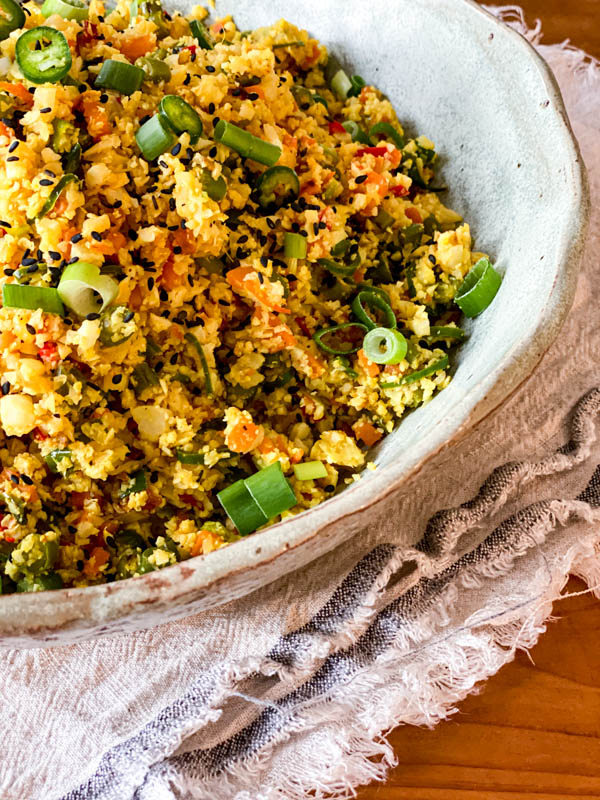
(390, 184, 409, 197)
(180, 493, 200, 508)
(33, 427, 49, 441)
(294, 316, 311, 337)
(38, 341, 60, 367)
(356, 146, 389, 158)
(77, 21, 98, 48)
(328, 120, 346, 135)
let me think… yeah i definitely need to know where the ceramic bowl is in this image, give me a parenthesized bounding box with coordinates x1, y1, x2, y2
(0, 0, 588, 645)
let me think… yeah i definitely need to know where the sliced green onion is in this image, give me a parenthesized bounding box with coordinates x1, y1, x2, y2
(17, 572, 63, 592)
(217, 479, 268, 536)
(214, 120, 281, 167)
(0, 0, 25, 40)
(159, 94, 203, 144)
(99, 305, 135, 347)
(95, 59, 143, 95)
(135, 56, 171, 83)
(189, 18, 214, 49)
(44, 449, 73, 474)
(352, 291, 396, 330)
(284, 232, 307, 259)
(380, 355, 449, 389)
(135, 113, 176, 161)
(172, 371, 191, 384)
(313, 94, 328, 109)
(272, 40, 304, 49)
(356, 283, 391, 303)
(57, 261, 118, 318)
(290, 84, 312, 109)
(16, 26, 72, 84)
(201, 169, 227, 202)
(131, 362, 159, 393)
(293, 460, 327, 481)
(62, 143, 81, 175)
(0, 491, 25, 523)
(363, 327, 407, 364)
(374, 208, 394, 230)
(41, 0, 88, 20)
(347, 74, 366, 97)
(256, 166, 299, 208)
(245, 462, 296, 520)
(35, 173, 78, 220)
(369, 121, 404, 149)
(2, 284, 64, 316)
(145, 337, 161, 358)
(120, 468, 147, 498)
(455, 258, 502, 318)
(331, 238, 351, 257)
(426, 325, 465, 342)
(185, 332, 213, 394)
(176, 449, 205, 465)
(326, 55, 352, 100)
(313, 322, 367, 355)
(342, 120, 369, 144)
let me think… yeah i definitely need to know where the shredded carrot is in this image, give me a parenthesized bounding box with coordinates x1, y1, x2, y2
(354, 421, 382, 447)
(0, 82, 33, 107)
(226, 266, 290, 314)
(365, 171, 389, 198)
(405, 206, 423, 224)
(117, 32, 155, 62)
(83, 547, 110, 578)
(226, 419, 265, 453)
(357, 348, 380, 378)
(79, 91, 111, 139)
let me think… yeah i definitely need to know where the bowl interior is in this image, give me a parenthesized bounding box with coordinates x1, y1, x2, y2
(0, 0, 587, 644)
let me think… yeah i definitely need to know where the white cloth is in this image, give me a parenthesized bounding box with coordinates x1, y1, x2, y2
(2, 8, 600, 799)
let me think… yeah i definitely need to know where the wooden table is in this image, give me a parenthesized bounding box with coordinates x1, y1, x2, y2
(358, 3, 600, 797)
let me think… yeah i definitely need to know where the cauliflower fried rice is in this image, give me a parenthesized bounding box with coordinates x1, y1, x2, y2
(0, 0, 493, 592)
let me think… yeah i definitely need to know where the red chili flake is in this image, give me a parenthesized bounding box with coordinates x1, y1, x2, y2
(328, 120, 346, 135)
(4, 536, 14, 544)
(38, 341, 60, 367)
(33, 427, 49, 441)
(356, 146, 388, 158)
(390, 184, 409, 197)
(77, 20, 98, 48)
(180, 493, 199, 508)
(185, 44, 197, 53)
(294, 317, 311, 337)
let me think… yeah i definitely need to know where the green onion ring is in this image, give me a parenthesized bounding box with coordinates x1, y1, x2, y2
(244, 462, 296, 520)
(57, 261, 119, 317)
(293, 461, 327, 481)
(368, 121, 405, 149)
(351, 290, 396, 330)
(380, 355, 449, 389)
(363, 327, 407, 364)
(455, 258, 502, 318)
(284, 231, 307, 259)
(2, 284, 64, 316)
(313, 322, 368, 355)
(41, 0, 88, 20)
(95, 59, 144, 95)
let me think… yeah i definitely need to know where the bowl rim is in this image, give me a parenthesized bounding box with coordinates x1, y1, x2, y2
(0, 0, 590, 642)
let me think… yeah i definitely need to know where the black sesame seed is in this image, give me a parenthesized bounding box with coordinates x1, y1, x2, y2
(207, 102, 215, 114)
(154, 360, 164, 372)
(86, 312, 100, 320)
(150, 471, 159, 483)
(266, 217, 276, 229)
(428, 254, 437, 264)
(159, 288, 168, 302)
(167, 224, 178, 231)
(259, 234, 267, 246)
(299, 230, 308, 237)
(218, 298, 230, 306)
(26, 264, 38, 274)
(205, 65, 215, 73)
(237, 234, 248, 244)
(6, 156, 18, 162)
(324, 485, 335, 492)
(173, 245, 182, 254)
(212, 116, 220, 127)
(123, 311, 134, 322)
(147, 277, 155, 290)
(140, 114, 151, 125)
(21, 257, 36, 266)
(291, 222, 300, 232)
(1, 381, 9, 395)
(169, 197, 176, 212)
(4, 268, 14, 276)
(355, 174, 368, 184)
(183, 73, 191, 85)
(247, 92, 259, 101)
(171, 142, 181, 156)
(152, 196, 158, 210)
(313, 223, 319, 235)
(91, 231, 102, 241)
(76, 560, 84, 570)
(99, 93, 109, 103)
(68, 256, 78, 264)
(25, 323, 36, 334)
(209, 146, 217, 158)
(68, 525, 77, 534)
(128, 229, 138, 241)
(71, 233, 83, 243)
(49, 250, 61, 260)
(257, 272, 264, 284)
(39, 107, 51, 113)
(21, 474, 33, 485)
(169, 352, 178, 364)
(0, 221, 10, 228)
(187, 275, 194, 287)
(318, 221, 327, 230)
(112, 374, 122, 384)
(7, 140, 18, 153)
(231, 87, 241, 96)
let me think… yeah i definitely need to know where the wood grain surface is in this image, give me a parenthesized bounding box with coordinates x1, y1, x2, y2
(357, 3, 600, 797)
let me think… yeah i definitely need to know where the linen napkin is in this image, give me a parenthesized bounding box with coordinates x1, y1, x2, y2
(1, 7, 599, 799)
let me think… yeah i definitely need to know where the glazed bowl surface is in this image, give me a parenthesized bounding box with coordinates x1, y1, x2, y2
(0, 0, 588, 645)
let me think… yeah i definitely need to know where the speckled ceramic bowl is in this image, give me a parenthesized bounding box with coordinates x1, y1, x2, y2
(0, 0, 588, 646)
